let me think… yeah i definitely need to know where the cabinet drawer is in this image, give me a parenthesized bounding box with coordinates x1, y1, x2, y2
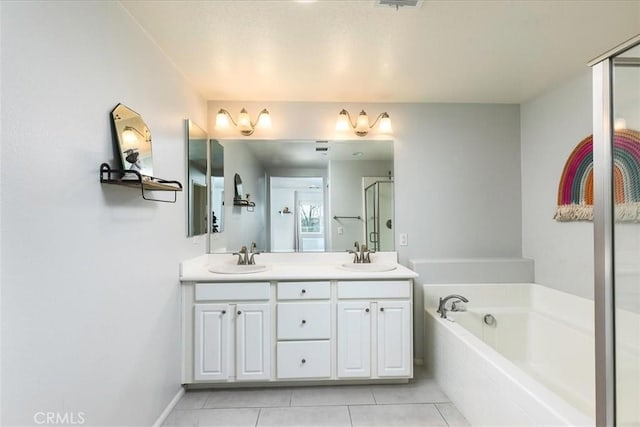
(277, 282, 330, 300)
(337, 281, 411, 299)
(195, 282, 270, 301)
(277, 302, 331, 340)
(277, 341, 330, 379)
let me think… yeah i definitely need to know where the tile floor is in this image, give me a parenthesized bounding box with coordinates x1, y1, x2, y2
(163, 366, 469, 427)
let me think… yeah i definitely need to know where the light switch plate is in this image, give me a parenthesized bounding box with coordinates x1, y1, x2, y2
(399, 233, 408, 246)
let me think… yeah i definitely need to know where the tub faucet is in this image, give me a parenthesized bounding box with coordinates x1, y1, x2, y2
(437, 294, 470, 319)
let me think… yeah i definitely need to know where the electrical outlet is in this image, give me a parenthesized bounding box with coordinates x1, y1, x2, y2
(399, 233, 408, 246)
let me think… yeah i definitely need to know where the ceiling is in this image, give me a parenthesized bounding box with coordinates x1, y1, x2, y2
(121, 0, 640, 104)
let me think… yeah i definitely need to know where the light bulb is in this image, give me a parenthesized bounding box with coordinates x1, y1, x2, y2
(237, 108, 252, 132)
(122, 129, 138, 145)
(336, 110, 350, 132)
(215, 110, 230, 129)
(355, 110, 370, 136)
(257, 109, 271, 128)
(614, 117, 627, 130)
(378, 113, 392, 134)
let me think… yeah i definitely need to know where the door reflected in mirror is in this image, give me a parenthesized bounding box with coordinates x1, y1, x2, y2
(209, 139, 393, 253)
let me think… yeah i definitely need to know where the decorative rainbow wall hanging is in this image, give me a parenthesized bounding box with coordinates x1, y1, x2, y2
(554, 129, 640, 222)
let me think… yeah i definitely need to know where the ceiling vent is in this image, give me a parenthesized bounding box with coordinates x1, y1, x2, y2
(376, 0, 423, 10)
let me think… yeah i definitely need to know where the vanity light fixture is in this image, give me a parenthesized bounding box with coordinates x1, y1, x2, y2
(215, 108, 271, 136)
(336, 109, 392, 137)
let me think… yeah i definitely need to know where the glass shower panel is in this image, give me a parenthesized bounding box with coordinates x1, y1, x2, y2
(612, 43, 640, 427)
(364, 181, 394, 251)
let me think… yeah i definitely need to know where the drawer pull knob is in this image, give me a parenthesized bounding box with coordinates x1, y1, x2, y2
(301, 319, 307, 324)
(365, 308, 370, 313)
(237, 310, 242, 315)
(301, 289, 307, 294)
(380, 307, 384, 312)
(222, 310, 226, 315)
(301, 358, 306, 364)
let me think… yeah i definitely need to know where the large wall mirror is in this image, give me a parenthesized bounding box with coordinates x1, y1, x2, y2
(209, 139, 394, 253)
(186, 121, 225, 237)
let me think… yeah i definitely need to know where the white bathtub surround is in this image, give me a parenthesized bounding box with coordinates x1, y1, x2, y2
(180, 252, 417, 386)
(424, 283, 601, 427)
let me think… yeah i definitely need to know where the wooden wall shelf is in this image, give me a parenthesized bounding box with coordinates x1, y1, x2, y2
(99, 163, 182, 203)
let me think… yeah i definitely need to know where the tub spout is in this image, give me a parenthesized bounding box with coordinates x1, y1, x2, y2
(437, 294, 469, 319)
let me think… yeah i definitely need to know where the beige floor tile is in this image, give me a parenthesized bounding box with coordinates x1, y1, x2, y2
(204, 388, 292, 408)
(290, 385, 375, 406)
(163, 408, 259, 427)
(258, 406, 351, 427)
(349, 403, 448, 427)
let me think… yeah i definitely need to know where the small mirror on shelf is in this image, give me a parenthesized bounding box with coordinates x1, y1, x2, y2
(234, 173, 244, 201)
(111, 103, 153, 176)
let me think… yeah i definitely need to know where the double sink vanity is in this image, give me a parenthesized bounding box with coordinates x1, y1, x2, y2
(180, 252, 417, 386)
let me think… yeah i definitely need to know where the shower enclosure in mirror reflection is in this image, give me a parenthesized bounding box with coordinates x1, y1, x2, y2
(186, 121, 224, 237)
(209, 139, 393, 253)
(365, 180, 394, 251)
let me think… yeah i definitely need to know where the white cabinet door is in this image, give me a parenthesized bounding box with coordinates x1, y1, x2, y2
(337, 301, 371, 378)
(377, 301, 411, 377)
(236, 303, 271, 380)
(194, 304, 231, 381)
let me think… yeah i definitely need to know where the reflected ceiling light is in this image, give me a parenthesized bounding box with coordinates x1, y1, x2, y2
(614, 117, 627, 130)
(121, 126, 151, 144)
(215, 108, 271, 136)
(336, 109, 392, 137)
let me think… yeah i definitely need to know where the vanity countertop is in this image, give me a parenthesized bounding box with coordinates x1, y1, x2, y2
(180, 252, 418, 282)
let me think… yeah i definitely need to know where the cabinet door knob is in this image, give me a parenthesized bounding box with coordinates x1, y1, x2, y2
(237, 310, 242, 315)
(301, 289, 306, 294)
(301, 358, 306, 364)
(365, 308, 370, 313)
(222, 310, 226, 315)
(301, 319, 307, 324)
(380, 307, 384, 312)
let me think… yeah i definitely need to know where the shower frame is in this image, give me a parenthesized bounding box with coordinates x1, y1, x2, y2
(589, 33, 640, 427)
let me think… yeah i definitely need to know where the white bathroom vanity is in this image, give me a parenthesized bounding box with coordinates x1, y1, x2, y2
(180, 252, 418, 386)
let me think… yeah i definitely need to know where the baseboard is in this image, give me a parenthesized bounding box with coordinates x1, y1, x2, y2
(153, 386, 185, 427)
(414, 358, 424, 366)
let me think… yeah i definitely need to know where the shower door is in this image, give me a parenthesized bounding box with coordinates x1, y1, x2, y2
(611, 41, 640, 427)
(592, 34, 640, 427)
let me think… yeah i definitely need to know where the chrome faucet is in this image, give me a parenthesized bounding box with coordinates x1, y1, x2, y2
(347, 241, 375, 263)
(437, 294, 469, 319)
(248, 242, 261, 265)
(233, 246, 248, 265)
(233, 243, 261, 265)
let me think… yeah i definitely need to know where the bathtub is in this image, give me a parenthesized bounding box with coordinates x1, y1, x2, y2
(423, 283, 596, 426)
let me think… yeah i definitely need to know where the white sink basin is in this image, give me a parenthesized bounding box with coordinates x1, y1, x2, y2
(208, 264, 269, 274)
(339, 263, 397, 272)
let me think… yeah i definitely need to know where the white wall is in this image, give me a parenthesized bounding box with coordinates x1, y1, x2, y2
(521, 69, 594, 299)
(208, 101, 522, 360)
(1, 2, 206, 425)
